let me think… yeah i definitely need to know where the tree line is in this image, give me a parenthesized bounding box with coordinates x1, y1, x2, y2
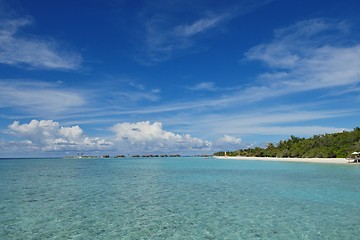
(214, 127, 360, 158)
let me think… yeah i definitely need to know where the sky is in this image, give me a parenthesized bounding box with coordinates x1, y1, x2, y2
(1, 0, 360, 157)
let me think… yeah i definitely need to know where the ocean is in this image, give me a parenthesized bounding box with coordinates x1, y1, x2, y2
(1, 157, 359, 239)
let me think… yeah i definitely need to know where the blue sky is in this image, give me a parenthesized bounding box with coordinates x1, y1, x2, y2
(1, 0, 360, 157)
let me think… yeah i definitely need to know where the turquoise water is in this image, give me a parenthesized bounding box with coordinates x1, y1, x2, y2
(1, 157, 360, 239)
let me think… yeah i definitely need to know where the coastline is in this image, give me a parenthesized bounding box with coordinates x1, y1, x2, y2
(213, 156, 351, 164)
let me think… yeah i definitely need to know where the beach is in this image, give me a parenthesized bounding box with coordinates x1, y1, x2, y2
(214, 156, 351, 164)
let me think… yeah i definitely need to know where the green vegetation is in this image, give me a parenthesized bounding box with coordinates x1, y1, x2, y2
(214, 127, 360, 158)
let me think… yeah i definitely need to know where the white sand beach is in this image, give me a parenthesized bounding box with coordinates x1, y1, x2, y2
(214, 156, 352, 164)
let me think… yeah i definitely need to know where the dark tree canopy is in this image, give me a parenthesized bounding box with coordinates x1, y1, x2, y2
(214, 127, 360, 158)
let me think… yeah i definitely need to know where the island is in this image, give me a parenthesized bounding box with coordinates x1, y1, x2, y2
(214, 127, 360, 161)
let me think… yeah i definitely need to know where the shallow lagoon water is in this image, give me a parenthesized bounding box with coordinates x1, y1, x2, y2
(1, 157, 360, 239)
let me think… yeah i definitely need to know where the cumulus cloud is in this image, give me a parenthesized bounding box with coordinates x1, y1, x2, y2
(211, 135, 242, 151)
(111, 121, 211, 153)
(1, 120, 213, 156)
(7, 120, 112, 152)
(218, 135, 241, 144)
(0, 17, 82, 70)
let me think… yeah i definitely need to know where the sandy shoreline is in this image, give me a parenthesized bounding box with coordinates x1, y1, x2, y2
(214, 156, 352, 164)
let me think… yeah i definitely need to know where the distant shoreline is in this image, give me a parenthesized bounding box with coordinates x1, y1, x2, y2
(214, 156, 352, 164)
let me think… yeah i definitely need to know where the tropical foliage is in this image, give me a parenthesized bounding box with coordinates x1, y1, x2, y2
(214, 127, 360, 158)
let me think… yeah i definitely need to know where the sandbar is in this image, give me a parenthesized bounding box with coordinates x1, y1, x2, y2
(214, 156, 352, 164)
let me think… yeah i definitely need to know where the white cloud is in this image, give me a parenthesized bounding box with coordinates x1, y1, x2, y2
(136, 0, 273, 64)
(187, 82, 216, 91)
(220, 126, 348, 136)
(204, 135, 245, 152)
(152, 104, 354, 145)
(138, 7, 235, 63)
(1, 119, 213, 156)
(245, 18, 360, 93)
(245, 19, 349, 67)
(1, 116, 351, 157)
(218, 135, 241, 144)
(115, 90, 160, 103)
(0, 17, 82, 70)
(7, 120, 112, 152)
(111, 121, 211, 153)
(211, 135, 242, 151)
(99, 16, 360, 115)
(207, 109, 353, 131)
(0, 80, 86, 116)
(174, 14, 227, 37)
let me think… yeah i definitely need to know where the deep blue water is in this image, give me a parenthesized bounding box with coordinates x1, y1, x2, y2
(1, 157, 360, 239)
